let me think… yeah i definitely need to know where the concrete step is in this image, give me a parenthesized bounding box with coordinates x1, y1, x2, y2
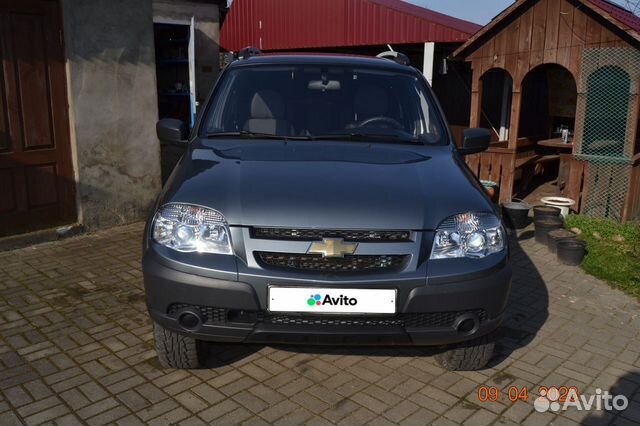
(0, 223, 85, 252)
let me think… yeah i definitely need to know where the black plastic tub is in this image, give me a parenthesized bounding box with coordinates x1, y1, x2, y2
(534, 216, 564, 245)
(546, 229, 576, 254)
(557, 239, 587, 266)
(502, 201, 531, 229)
(533, 205, 561, 219)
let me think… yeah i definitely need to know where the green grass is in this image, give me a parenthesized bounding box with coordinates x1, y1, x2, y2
(564, 215, 640, 299)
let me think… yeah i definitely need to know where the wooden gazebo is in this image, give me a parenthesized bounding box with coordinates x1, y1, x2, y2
(453, 0, 640, 222)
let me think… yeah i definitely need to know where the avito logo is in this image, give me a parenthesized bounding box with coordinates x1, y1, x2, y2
(307, 294, 358, 307)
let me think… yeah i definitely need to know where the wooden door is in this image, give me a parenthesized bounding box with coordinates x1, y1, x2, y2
(0, 0, 76, 236)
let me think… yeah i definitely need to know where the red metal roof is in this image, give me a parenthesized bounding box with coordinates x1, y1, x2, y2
(590, 0, 640, 33)
(220, 0, 482, 52)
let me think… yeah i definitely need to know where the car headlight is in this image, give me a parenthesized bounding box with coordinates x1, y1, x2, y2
(430, 212, 504, 259)
(152, 204, 233, 254)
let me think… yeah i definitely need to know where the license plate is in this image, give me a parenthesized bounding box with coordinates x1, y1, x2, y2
(268, 287, 396, 314)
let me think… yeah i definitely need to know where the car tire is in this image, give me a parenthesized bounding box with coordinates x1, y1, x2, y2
(154, 322, 207, 369)
(435, 333, 495, 371)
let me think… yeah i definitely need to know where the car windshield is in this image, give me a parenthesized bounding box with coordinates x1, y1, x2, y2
(201, 64, 445, 144)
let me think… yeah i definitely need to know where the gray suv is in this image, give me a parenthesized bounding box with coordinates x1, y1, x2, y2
(144, 51, 511, 371)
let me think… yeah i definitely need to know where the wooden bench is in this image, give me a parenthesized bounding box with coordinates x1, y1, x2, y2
(514, 152, 560, 190)
(513, 138, 537, 180)
(516, 154, 560, 171)
(533, 154, 560, 174)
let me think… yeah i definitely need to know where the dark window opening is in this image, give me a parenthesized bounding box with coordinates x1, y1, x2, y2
(480, 69, 513, 142)
(519, 64, 577, 143)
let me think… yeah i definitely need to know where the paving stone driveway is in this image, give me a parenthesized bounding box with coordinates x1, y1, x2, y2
(0, 223, 639, 426)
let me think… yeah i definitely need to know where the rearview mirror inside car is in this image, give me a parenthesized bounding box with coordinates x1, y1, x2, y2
(308, 80, 341, 91)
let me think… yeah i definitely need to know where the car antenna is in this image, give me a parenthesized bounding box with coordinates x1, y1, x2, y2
(376, 50, 411, 66)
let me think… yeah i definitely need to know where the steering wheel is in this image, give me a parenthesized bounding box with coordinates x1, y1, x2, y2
(356, 116, 404, 130)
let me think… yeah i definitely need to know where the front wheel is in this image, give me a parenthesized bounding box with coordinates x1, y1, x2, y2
(154, 322, 207, 369)
(435, 334, 495, 371)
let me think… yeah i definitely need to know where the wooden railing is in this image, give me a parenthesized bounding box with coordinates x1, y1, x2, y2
(451, 124, 639, 221)
(464, 142, 516, 203)
(449, 126, 519, 203)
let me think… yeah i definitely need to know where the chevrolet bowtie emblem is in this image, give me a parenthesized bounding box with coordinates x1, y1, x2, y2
(308, 238, 358, 258)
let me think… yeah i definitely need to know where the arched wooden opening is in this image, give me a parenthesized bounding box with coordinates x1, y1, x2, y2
(518, 64, 577, 143)
(480, 68, 513, 141)
(512, 64, 578, 198)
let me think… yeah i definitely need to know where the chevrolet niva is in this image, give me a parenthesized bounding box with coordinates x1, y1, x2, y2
(144, 50, 511, 371)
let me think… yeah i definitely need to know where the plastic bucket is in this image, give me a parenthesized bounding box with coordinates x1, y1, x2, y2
(502, 201, 531, 229)
(534, 216, 564, 245)
(533, 205, 561, 219)
(557, 239, 587, 266)
(546, 229, 576, 254)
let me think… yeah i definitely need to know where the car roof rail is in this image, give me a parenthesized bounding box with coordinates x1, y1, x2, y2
(237, 46, 262, 60)
(376, 51, 411, 66)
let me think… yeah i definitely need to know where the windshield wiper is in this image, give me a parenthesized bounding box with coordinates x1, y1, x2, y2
(205, 131, 311, 141)
(311, 133, 421, 144)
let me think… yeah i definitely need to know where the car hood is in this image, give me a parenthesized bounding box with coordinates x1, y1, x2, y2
(161, 139, 493, 230)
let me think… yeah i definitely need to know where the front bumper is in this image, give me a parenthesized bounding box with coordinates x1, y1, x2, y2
(143, 249, 511, 346)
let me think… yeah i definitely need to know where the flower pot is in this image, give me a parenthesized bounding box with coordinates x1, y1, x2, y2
(502, 201, 531, 229)
(480, 180, 498, 201)
(546, 229, 576, 254)
(534, 216, 564, 245)
(556, 239, 586, 266)
(533, 205, 561, 219)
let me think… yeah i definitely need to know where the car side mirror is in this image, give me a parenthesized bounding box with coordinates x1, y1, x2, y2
(458, 128, 491, 155)
(157, 118, 188, 144)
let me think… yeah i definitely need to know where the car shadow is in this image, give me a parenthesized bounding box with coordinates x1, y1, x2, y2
(204, 343, 265, 368)
(203, 343, 437, 369)
(201, 228, 549, 369)
(580, 371, 640, 424)
(488, 227, 549, 367)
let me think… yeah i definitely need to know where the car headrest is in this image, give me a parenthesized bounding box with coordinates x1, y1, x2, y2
(251, 90, 285, 119)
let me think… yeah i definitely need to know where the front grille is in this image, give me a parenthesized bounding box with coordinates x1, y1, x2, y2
(403, 310, 487, 328)
(167, 304, 228, 324)
(262, 314, 404, 327)
(252, 228, 412, 242)
(261, 310, 487, 329)
(256, 252, 408, 273)
(167, 304, 487, 330)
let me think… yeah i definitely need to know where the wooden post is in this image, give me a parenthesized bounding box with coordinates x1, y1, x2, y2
(622, 161, 640, 222)
(566, 158, 586, 212)
(573, 92, 586, 156)
(469, 70, 482, 128)
(496, 89, 522, 203)
(621, 94, 640, 222)
(625, 93, 639, 159)
(499, 154, 516, 204)
(507, 90, 522, 150)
